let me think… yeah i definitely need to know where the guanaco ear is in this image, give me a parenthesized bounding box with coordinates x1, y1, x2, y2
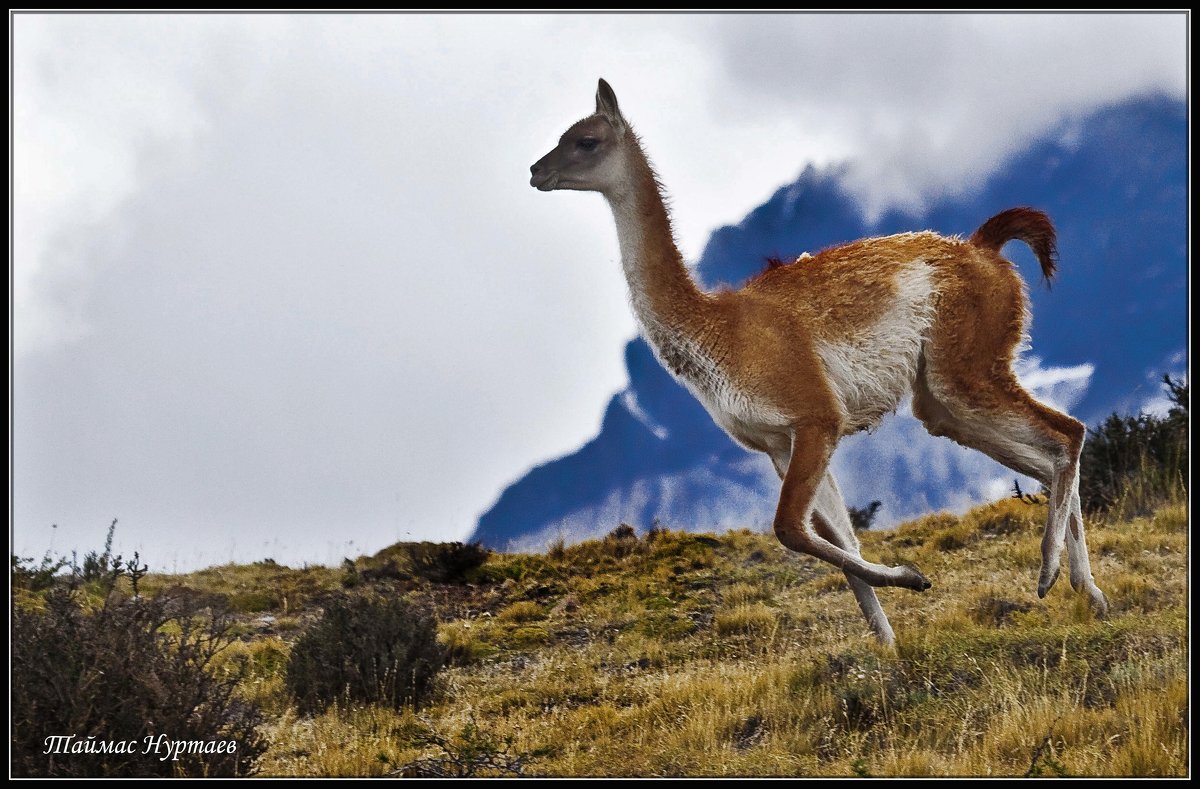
(595, 78, 627, 135)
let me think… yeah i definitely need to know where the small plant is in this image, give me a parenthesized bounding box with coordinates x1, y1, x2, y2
(340, 557, 360, 588)
(405, 542, 490, 584)
(12, 551, 69, 593)
(439, 621, 495, 666)
(276, 574, 306, 616)
(396, 720, 549, 778)
(848, 501, 882, 531)
(79, 518, 124, 583)
(603, 523, 639, 557)
(1026, 719, 1071, 777)
(286, 592, 444, 714)
(1011, 479, 1044, 504)
(497, 600, 545, 623)
(645, 518, 667, 542)
(126, 551, 149, 597)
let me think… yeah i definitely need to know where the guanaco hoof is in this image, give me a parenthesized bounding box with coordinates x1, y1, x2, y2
(1037, 566, 1061, 599)
(901, 564, 932, 592)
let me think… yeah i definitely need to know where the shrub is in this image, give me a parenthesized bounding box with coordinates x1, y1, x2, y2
(609, 523, 637, 541)
(340, 557, 360, 588)
(286, 593, 443, 715)
(361, 558, 412, 583)
(80, 518, 122, 583)
(848, 500, 882, 531)
(12, 586, 265, 777)
(405, 542, 490, 584)
(12, 551, 68, 594)
(1079, 375, 1188, 514)
(397, 720, 548, 777)
(603, 523, 639, 558)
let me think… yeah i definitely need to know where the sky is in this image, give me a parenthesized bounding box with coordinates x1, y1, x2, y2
(11, 12, 1187, 570)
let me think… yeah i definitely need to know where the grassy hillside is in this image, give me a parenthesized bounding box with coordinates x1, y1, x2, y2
(117, 497, 1187, 777)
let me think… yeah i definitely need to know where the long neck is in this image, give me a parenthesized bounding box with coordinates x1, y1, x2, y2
(605, 141, 709, 338)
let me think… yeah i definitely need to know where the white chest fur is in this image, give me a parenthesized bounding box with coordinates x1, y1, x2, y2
(640, 318, 791, 457)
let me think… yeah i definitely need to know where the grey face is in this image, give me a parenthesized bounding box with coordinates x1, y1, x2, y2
(529, 115, 618, 192)
(530, 79, 629, 194)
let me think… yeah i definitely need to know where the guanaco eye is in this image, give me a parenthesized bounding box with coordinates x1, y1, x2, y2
(577, 138, 599, 151)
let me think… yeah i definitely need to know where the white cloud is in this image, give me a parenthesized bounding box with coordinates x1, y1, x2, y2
(706, 13, 1186, 222)
(1138, 365, 1187, 418)
(1014, 355, 1094, 414)
(11, 13, 1182, 568)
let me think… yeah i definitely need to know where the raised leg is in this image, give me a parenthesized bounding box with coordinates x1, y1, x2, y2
(912, 361, 1104, 610)
(811, 472, 897, 646)
(773, 425, 931, 592)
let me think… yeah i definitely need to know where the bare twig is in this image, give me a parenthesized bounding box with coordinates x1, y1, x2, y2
(1025, 714, 1066, 777)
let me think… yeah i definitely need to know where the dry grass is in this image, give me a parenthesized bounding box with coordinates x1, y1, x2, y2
(158, 498, 1189, 776)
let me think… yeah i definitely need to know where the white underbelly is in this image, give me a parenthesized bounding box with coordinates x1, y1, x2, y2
(815, 261, 937, 433)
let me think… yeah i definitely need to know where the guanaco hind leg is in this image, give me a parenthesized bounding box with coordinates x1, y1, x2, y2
(912, 361, 1107, 612)
(1066, 483, 1108, 614)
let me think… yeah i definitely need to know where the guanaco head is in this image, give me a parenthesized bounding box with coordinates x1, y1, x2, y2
(530, 78, 630, 196)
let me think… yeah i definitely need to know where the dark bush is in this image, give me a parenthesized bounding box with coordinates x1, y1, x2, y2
(645, 519, 667, 542)
(341, 557, 361, 588)
(1079, 375, 1188, 513)
(609, 523, 637, 541)
(405, 541, 490, 584)
(361, 558, 413, 583)
(286, 592, 443, 715)
(397, 720, 548, 777)
(12, 551, 69, 593)
(602, 523, 639, 558)
(80, 518, 122, 583)
(12, 586, 265, 777)
(848, 501, 882, 531)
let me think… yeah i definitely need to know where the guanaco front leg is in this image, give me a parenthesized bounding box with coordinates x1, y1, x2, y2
(773, 425, 931, 591)
(811, 473, 897, 645)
